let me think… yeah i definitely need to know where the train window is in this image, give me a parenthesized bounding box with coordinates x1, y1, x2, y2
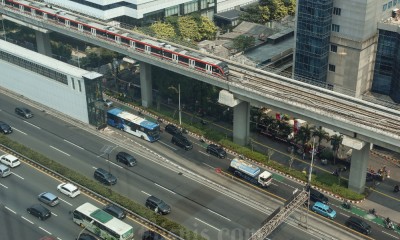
(195, 61, 206, 70)
(83, 25, 91, 32)
(91, 28, 96, 36)
(164, 51, 172, 59)
(151, 47, 161, 55)
(179, 55, 189, 64)
(136, 42, 145, 50)
(129, 40, 135, 49)
(213, 66, 220, 74)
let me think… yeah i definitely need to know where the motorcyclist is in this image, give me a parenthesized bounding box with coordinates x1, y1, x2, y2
(394, 185, 400, 192)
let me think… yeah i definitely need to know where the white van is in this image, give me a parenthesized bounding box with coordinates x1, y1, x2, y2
(0, 164, 11, 177)
(0, 154, 21, 168)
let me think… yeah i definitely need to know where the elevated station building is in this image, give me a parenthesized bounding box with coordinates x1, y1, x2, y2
(0, 39, 104, 126)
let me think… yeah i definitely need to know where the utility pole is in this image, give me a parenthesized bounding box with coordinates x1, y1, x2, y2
(178, 84, 181, 125)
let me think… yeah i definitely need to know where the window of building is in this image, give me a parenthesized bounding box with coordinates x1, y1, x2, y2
(383, 4, 388, 11)
(331, 24, 340, 32)
(331, 45, 338, 52)
(333, 7, 341, 15)
(184, 0, 198, 14)
(201, 0, 214, 9)
(165, 5, 179, 17)
(329, 64, 336, 72)
(78, 80, 82, 92)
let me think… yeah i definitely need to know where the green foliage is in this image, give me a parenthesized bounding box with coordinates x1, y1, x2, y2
(266, 0, 288, 20)
(0, 135, 206, 240)
(232, 35, 255, 52)
(198, 16, 218, 40)
(50, 42, 72, 61)
(177, 16, 201, 41)
(240, 4, 270, 24)
(285, 0, 296, 16)
(150, 22, 176, 39)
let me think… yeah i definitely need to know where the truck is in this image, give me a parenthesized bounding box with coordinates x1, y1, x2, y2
(228, 158, 273, 187)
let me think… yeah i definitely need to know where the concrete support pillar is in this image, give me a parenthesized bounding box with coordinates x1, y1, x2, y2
(233, 101, 250, 145)
(140, 62, 152, 108)
(35, 31, 52, 57)
(348, 142, 370, 193)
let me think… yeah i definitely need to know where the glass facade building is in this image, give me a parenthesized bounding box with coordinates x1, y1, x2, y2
(372, 29, 400, 102)
(294, 0, 333, 83)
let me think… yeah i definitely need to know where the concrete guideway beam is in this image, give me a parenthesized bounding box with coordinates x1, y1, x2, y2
(233, 101, 250, 145)
(140, 62, 152, 108)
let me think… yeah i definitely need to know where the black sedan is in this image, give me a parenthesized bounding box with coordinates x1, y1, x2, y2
(165, 124, 181, 135)
(27, 204, 51, 220)
(206, 144, 227, 158)
(0, 121, 12, 134)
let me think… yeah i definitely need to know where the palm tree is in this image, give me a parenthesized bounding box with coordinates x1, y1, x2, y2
(294, 124, 313, 151)
(330, 134, 343, 165)
(312, 126, 330, 149)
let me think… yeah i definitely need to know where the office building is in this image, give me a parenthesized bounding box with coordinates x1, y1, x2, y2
(294, 0, 400, 103)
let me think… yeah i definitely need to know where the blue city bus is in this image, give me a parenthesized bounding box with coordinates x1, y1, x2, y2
(107, 108, 160, 142)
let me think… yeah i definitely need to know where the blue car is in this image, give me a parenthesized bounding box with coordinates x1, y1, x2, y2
(312, 201, 336, 219)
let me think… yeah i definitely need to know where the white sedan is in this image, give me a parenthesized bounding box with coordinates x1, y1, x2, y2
(57, 183, 81, 198)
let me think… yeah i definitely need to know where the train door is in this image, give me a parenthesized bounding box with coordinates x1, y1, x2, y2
(31, 9, 36, 16)
(0, 0, 4, 6)
(172, 54, 178, 63)
(65, 19, 70, 28)
(130, 40, 135, 49)
(91, 28, 96, 36)
(189, 59, 195, 68)
(19, 4, 24, 12)
(145, 45, 151, 54)
(206, 64, 212, 74)
(43, 13, 47, 20)
(78, 24, 83, 32)
(115, 36, 121, 44)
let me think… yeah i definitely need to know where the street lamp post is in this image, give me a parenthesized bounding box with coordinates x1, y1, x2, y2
(305, 137, 316, 228)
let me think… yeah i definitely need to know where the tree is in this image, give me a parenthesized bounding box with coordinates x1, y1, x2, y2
(312, 126, 330, 148)
(267, 0, 288, 20)
(198, 16, 217, 40)
(294, 124, 313, 150)
(177, 16, 201, 41)
(150, 22, 176, 39)
(240, 4, 270, 24)
(330, 134, 343, 165)
(232, 35, 255, 52)
(285, 0, 296, 16)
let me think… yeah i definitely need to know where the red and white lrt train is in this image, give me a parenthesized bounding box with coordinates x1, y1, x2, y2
(2, 0, 229, 78)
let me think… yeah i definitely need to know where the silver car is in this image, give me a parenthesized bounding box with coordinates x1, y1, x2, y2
(38, 192, 59, 206)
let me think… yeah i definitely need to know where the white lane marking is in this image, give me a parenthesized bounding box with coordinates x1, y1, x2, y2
(58, 198, 73, 206)
(49, 146, 70, 156)
(11, 172, 24, 179)
(382, 231, 399, 239)
(39, 227, 52, 235)
(199, 151, 210, 157)
(63, 139, 84, 150)
(141, 191, 151, 196)
(195, 218, 220, 231)
(202, 162, 215, 169)
(12, 128, 27, 135)
(271, 182, 278, 186)
(21, 216, 34, 224)
(339, 212, 350, 218)
(24, 121, 41, 129)
(208, 209, 231, 221)
(154, 183, 176, 195)
(0, 183, 8, 188)
(5, 206, 16, 214)
(158, 140, 177, 150)
(57, 238, 62, 240)
(92, 166, 97, 169)
(106, 160, 123, 169)
(51, 212, 58, 217)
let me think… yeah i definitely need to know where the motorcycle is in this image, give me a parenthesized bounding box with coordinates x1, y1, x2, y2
(369, 208, 378, 217)
(394, 185, 399, 193)
(384, 218, 395, 230)
(342, 201, 351, 210)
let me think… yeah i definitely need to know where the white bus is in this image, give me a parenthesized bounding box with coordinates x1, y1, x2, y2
(107, 108, 160, 142)
(72, 202, 134, 240)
